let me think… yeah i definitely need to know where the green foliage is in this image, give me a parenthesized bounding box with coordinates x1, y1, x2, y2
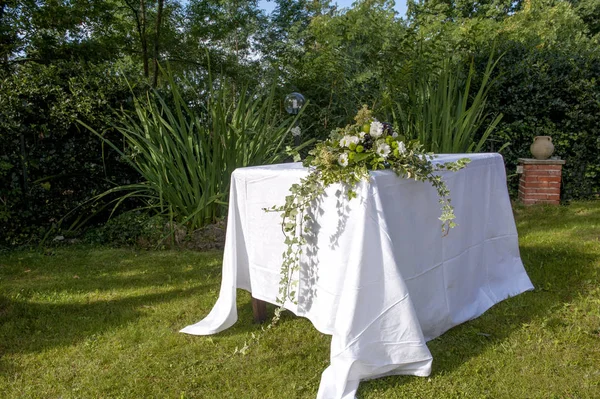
(403, 0, 600, 198)
(0, 61, 143, 247)
(1, 202, 599, 397)
(500, 0, 592, 50)
(570, 0, 600, 37)
(0, 0, 272, 246)
(476, 40, 600, 198)
(271, 0, 410, 141)
(2, 0, 600, 246)
(395, 53, 503, 153)
(268, 107, 470, 305)
(185, 0, 266, 73)
(83, 211, 166, 247)
(86, 70, 305, 230)
(407, 0, 523, 21)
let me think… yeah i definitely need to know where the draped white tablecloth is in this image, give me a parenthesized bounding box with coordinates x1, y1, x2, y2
(181, 153, 534, 399)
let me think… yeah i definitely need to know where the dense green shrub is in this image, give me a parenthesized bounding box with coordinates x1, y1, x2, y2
(2, 0, 599, 249)
(0, 62, 144, 247)
(280, 1, 414, 142)
(476, 41, 600, 199)
(83, 211, 166, 247)
(401, 0, 599, 200)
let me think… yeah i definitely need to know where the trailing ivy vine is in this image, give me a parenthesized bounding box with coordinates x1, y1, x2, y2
(267, 106, 471, 305)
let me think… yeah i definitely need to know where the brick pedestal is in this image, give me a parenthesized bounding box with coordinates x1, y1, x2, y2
(517, 158, 566, 205)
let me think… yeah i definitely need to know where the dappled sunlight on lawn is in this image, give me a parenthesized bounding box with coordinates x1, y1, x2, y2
(1, 202, 600, 398)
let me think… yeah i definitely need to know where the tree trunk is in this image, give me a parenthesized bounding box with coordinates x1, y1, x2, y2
(123, 0, 149, 78)
(152, 0, 164, 87)
(140, 0, 149, 78)
(0, 1, 9, 66)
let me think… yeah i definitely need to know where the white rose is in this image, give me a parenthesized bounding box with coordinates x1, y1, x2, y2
(339, 135, 352, 147)
(398, 141, 406, 154)
(370, 121, 384, 138)
(340, 135, 360, 147)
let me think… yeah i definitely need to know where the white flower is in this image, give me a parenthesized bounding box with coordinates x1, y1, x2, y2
(339, 136, 350, 147)
(359, 131, 366, 139)
(398, 141, 406, 154)
(376, 143, 391, 158)
(339, 135, 359, 147)
(370, 121, 384, 138)
(291, 126, 301, 137)
(338, 153, 349, 167)
(392, 131, 398, 138)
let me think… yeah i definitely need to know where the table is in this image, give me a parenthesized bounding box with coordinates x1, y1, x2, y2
(180, 153, 534, 399)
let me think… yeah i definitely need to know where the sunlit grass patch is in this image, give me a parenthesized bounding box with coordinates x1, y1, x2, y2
(1, 201, 600, 398)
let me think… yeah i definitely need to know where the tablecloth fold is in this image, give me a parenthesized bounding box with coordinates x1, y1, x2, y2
(181, 154, 534, 399)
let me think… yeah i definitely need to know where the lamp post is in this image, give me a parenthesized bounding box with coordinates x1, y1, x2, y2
(284, 92, 305, 147)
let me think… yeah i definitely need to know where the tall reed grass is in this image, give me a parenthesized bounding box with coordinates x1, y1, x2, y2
(395, 53, 504, 153)
(82, 73, 304, 230)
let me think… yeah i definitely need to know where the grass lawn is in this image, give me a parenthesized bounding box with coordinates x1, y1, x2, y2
(1, 201, 599, 398)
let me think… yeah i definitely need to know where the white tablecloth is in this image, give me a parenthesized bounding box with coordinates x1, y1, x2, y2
(181, 153, 534, 399)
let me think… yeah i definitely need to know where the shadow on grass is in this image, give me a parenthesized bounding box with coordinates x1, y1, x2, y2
(0, 248, 229, 361)
(209, 293, 303, 340)
(357, 224, 600, 395)
(0, 286, 206, 358)
(220, 202, 600, 396)
(2, 202, 598, 396)
(0, 249, 223, 295)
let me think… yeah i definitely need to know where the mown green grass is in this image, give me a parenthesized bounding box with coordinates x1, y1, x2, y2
(1, 201, 599, 398)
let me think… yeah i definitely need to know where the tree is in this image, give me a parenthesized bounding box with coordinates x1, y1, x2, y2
(123, 0, 150, 77)
(264, 0, 412, 138)
(153, 0, 165, 86)
(568, 0, 600, 37)
(0, 0, 186, 84)
(407, 0, 523, 22)
(181, 0, 266, 83)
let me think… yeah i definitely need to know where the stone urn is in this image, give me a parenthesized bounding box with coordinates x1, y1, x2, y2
(530, 136, 555, 160)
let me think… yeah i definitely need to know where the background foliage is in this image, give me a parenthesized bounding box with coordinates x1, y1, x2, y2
(87, 70, 302, 232)
(0, 61, 143, 246)
(480, 41, 600, 199)
(1, 0, 598, 247)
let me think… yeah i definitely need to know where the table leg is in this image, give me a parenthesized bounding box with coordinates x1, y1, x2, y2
(251, 297, 267, 324)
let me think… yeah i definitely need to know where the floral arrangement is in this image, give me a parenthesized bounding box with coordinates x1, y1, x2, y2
(267, 106, 470, 305)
